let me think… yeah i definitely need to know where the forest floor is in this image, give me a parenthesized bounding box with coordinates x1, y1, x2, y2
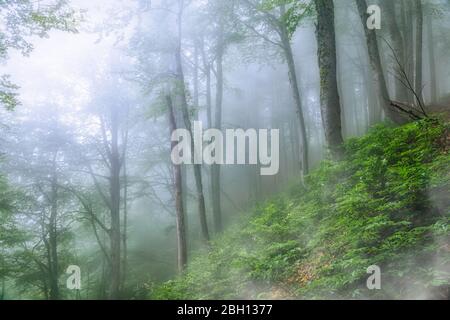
(151, 119, 450, 300)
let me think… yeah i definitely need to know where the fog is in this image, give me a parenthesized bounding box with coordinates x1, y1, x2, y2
(0, 0, 449, 300)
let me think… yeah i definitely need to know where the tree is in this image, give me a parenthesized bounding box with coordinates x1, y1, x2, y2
(381, 0, 409, 103)
(0, 0, 77, 110)
(355, 0, 404, 124)
(426, 12, 437, 103)
(2, 105, 77, 299)
(0, 177, 15, 300)
(238, 0, 312, 175)
(173, 0, 210, 242)
(191, 0, 241, 232)
(71, 77, 133, 299)
(166, 94, 188, 273)
(314, 0, 344, 158)
(415, 0, 424, 106)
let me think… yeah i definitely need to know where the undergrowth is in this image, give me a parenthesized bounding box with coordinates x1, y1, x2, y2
(151, 120, 450, 300)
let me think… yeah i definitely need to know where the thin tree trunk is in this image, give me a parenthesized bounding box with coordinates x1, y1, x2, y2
(1, 248, 5, 300)
(48, 155, 59, 300)
(314, 0, 344, 158)
(403, 0, 415, 105)
(200, 36, 213, 130)
(175, 10, 210, 242)
(109, 106, 121, 300)
(193, 40, 199, 110)
(166, 95, 188, 272)
(200, 36, 215, 234)
(212, 21, 224, 233)
(121, 155, 128, 291)
(355, 0, 402, 123)
(426, 15, 438, 103)
(415, 0, 424, 105)
(0, 276, 4, 300)
(289, 118, 300, 173)
(278, 5, 309, 175)
(426, 16, 438, 104)
(383, 0, 409, 102)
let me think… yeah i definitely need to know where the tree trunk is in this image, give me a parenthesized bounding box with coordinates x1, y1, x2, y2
(212, 21, 224, 233)
(426, 14, 437, 103)
(383, 0, 409, 102)
(279, 5, 309, 175)
(0, 275, 4, 300)
(193, 40, 200, 110)
(314, 0, 344, 158)
(109, 106, 121, 300)
(48, 157, 59, 300)
(355, 0, 402, 123)
(174, 13, 210, 242)
(200, 36, 213, 130)
(121, 154, 128, 291)
(166, 95, 188, 272)
(402, 0, 415, 105)
(200, 40, 215, 222)
(415, 0, 424, 105)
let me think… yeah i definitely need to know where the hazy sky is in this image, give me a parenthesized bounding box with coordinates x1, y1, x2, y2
(3, 0, 135, 111)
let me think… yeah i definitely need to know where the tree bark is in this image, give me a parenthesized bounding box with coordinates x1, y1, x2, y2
(314, 0, 344, 158)
(355, 0, 402, 123)
(383, 0, 409, 102)
(402, 0, 415, 105)
(121, 153, 128, 291)
(279, 5, 309, 175)
(426, 14, 437, 103)
(166, 95, 188, 272)
(108, 106, 121, 300)
(48, 154, 59, 300)
(212, 21, 224, 233)
(193, 40, 200, 110)
(175, 8, 210, 242)
(0, 274, 4, 300)
(415, 0, 424, 105)
(200, 37, 215, 224)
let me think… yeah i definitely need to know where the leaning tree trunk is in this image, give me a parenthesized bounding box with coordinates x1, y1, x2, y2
(166, 95, 188, 272)
(314, 0, 344, 158)
(355, 0, 403, 124)
(279, 19, 309, 175)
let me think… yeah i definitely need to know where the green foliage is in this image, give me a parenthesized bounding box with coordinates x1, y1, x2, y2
(0, 75, 20, 111)
(0, 0, 80, 110)
(151, 120, 450, 299)
(261, 0, 315, 39)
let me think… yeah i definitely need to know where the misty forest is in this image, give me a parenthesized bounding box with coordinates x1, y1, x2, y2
(0, 0, 449, 300)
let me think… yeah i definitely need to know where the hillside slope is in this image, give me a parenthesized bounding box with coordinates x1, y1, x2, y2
(152, 120, 450, 300)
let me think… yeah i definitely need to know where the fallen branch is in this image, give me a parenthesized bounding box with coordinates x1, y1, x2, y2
(390, 101, 424, 121)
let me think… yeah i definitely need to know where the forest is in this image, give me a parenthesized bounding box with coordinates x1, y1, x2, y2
(0, 0, 449, 300)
